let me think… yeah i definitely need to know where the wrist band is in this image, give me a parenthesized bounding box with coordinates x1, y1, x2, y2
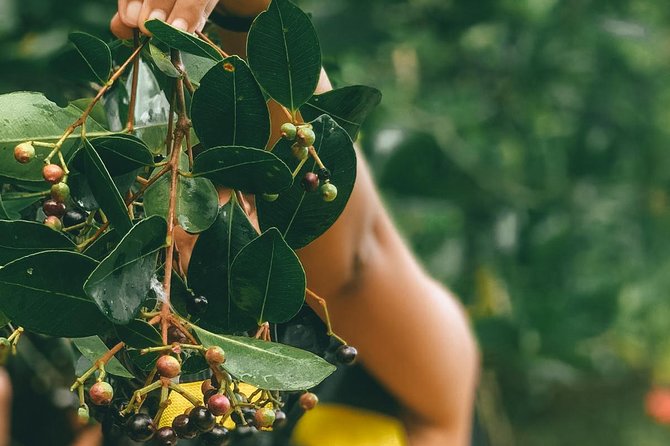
(209, 9, 256, 32)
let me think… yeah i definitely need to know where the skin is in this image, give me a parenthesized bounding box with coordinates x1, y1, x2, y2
(25, 2, 477, 446)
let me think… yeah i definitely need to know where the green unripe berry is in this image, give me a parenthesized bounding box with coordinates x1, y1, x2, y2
(50, 182, 70, 202)
(281, 123, 297, 140)
(291, 143, 309, 161)
(320, 182, 338, 202)
(296, 127, 316, 147)
(254, 407, 276, 428)
(262, 193, 279, 202)
(14, 142, 35, 164)
(78, 405, 90, 424)
(44, 216, 63, 231)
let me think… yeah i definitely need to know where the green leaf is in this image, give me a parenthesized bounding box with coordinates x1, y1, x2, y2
(72, 336, 134, 378)
(257, 115, 357, 248)
(148, 43, 181, 78)
(145, 20, 223, 61)
(83, 229, 121, 261)
(79, 139, 133, 234)
(187, 197, 259, 332)
(247, 0, 322, 111)
(0, 220, 75, 265)
(0, 192, 41, 220)
(71, 98, 110, 129)
(193, 326, 336, 391)
(300, 86, 382, 141)
(114, 319, 162, 349)
(0, 92, 106, 185)
(69, 32, 112, 84)
(193, 146, 292, 194)
(182, 53, 218, 85)
(0, 251, 110, 337)
(191, 57, 271, 149)
(84, 216, 167, 324)
(89, 134, 154, 176)
(143, 175, 218, 233)
(230, 228, 305, 324)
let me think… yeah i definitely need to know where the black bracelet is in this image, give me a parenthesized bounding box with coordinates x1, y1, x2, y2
(209, 10, 256, 32)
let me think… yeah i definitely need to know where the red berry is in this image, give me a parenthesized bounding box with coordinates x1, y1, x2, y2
(254, 407, 275, 428)
(42, 199, 66, 217)
(207, 394, 231, 416)
(156, 355, 181, 378)
(301, 172, 320, 192)
(14, 142, 35, 164)
(89, 381, 114, 406)
(43, 216, 62, 231)
(299, 392, 318, 410)
(42, 164, 64, 184)
(205, 346, 225, 365)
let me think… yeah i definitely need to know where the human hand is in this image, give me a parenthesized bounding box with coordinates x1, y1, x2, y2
(110, 0, 221, 39)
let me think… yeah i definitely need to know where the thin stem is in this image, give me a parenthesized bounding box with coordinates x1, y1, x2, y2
(308, 146, 326, 170)
(305, 288, 347, 345)
(161, 50, 191, 345)
(125, 30, 141, 132)
(70, 342, 125, 391)
(45, 38, 149, 163)
(196, 31, 230, 58)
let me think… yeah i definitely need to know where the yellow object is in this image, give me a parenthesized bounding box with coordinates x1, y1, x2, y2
(292, 404, 408, 446)
(159, 382, 408, 446)
(158, 381, 259, 429)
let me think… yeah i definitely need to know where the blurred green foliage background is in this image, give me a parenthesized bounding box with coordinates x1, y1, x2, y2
(2, 0, 670, 444)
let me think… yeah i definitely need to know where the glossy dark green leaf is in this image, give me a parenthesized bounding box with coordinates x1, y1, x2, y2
(0, 92, 106, 185)
(0, 197, 11, 220)
(257, 115, 357, 248)
(84, 216, 167, 324)
(0, 192, 41, 219)
(143, 175, 218, 233)
(0, 220, 75, 265)
(79, 139, 133, 234)
(148, 43, 181, 78)
(0, 251, 110, 337)
(193, 326, 336, 391)
(114, 319, 162, 349)
(230, 228, 305, 324)
(72, 336, 134, 378)
(191, 57, 270, 149)
(181, 353, 209, 375)
(89, 134, 154, 176)
(187, 197, 259, 332)
(193, 146, 292, 194)
(145, 20, 223, 61)
(69, 32, 112, 84)
(247, 0, 321, 111)
(300, 86, 382, 141)
(0, 312, 9, 329)
(83, 229, 121, 261)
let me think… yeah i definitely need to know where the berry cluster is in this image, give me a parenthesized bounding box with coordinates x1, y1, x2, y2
(280, 122, 338, 202)
(14, 142, 86, 232)
(78, 339, 324, 445)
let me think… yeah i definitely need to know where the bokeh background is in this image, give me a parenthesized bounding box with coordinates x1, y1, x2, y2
(2, 0, 670, 444)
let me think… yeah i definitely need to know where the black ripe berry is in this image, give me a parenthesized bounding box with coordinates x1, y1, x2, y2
(273, 410, 288, 429)
(172, 414, 198, 439)
(201, 425, 229, 446)
(167, 325, 188, 344)
(233, 425, 258, 438)
(125, 413, 156, 442)
(63, 209, 87, 228)
(317, 168, 331, 181)
(187, 295, 208, 315)
(301, 172, 320, 192)
(336, 345, 358, 365)
(190, 406, 216, 432)
(154, 426, 178, 446)
(42, 199, 66, 217)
